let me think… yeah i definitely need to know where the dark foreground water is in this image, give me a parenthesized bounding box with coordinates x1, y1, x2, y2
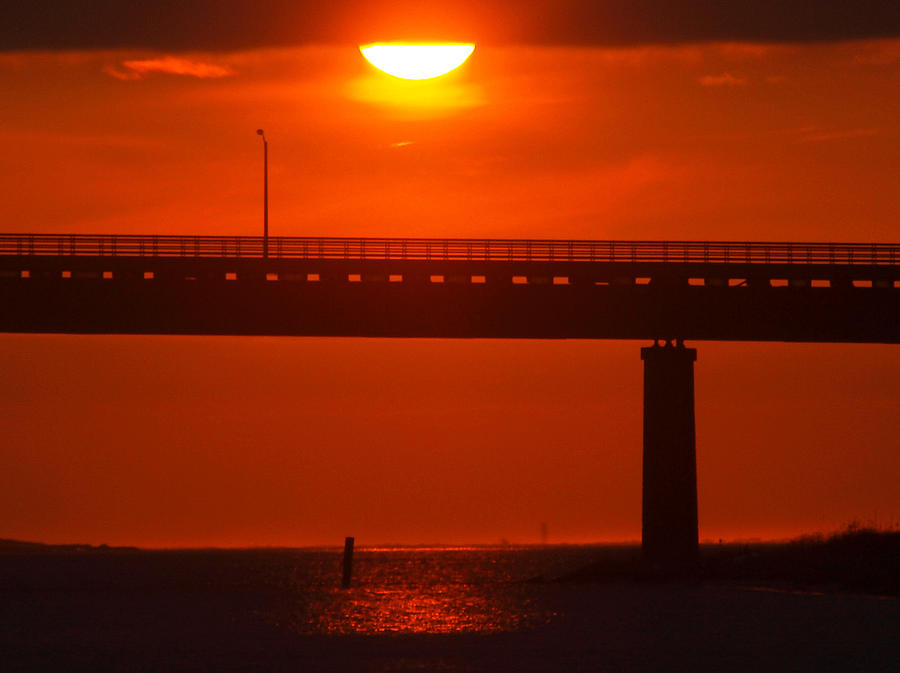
(2, 546, 898, 672)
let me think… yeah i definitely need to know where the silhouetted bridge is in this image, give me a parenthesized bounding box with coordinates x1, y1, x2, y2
(1, 234, 898, 341)
(3, 233, 899, 568)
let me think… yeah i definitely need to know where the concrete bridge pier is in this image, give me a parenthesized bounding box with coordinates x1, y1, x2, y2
(641, 340, 699, 570)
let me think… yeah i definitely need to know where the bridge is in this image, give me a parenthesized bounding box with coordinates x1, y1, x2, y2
(3, 233, 899, 568)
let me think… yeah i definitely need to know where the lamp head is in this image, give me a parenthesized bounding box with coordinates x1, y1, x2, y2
(256, 129, 265, 136)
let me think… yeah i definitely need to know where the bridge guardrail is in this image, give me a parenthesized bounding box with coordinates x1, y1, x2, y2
(0, 234, 897, 266)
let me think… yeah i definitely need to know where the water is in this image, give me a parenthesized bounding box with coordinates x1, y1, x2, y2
(0, 545, 606, 670)
(275, 545, 608, 634)
(3, 545, 899, 672)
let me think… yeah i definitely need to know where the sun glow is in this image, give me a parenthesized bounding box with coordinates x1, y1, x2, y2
(359, 44, 475, 80)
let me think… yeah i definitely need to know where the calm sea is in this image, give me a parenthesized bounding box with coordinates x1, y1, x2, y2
(2, 545, 899, 672)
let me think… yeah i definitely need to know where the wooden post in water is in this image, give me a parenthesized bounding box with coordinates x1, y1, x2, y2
(341, 536, 354, 588)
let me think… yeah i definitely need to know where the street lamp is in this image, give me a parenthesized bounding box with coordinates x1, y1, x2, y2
(256, 129, 268, 258)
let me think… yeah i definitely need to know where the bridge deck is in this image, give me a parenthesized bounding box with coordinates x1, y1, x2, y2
(1, 234, 898, 342)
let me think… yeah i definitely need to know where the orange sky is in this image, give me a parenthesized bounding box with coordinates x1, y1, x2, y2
(1, 39, 898, 547)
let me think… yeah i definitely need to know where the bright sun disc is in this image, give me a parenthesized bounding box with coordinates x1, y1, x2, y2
(360, 44, 475, 80)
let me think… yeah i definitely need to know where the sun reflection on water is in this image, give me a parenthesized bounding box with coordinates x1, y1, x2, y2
(237, 547, 614, 636)
(310, 579, 542, 635)
(341, 588, 497, 633)
(267, 548, 577, 635)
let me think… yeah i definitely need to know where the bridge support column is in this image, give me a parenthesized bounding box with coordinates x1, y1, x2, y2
(641, 340, 699, 569)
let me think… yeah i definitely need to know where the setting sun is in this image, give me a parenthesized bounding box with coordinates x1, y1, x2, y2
(359, 43, 475, 79)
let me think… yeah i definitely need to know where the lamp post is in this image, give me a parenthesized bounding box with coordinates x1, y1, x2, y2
(256, 129, 268, 258)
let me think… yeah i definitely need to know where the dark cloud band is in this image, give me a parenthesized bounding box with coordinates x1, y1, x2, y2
(4, 1, 900, 51)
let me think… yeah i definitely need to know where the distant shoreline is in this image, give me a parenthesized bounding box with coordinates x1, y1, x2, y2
(3, 528, 898, 598)
(0, 538, 141, 554)
(0, 538, 638, 554)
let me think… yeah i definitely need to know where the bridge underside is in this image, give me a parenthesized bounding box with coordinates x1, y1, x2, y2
(1, 258, 897, 342)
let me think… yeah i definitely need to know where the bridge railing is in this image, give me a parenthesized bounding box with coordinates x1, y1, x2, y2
(1, 234, 898, 266)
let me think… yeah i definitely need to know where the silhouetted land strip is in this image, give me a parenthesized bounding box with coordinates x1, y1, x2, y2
(4, 530, 898, 596)
(0, 538, 139, 554)
(558, 528, 900, 597)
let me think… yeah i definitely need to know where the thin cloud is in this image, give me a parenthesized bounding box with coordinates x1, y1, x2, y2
(698, 73, 747, 87)
(105, 57, 235, 80)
